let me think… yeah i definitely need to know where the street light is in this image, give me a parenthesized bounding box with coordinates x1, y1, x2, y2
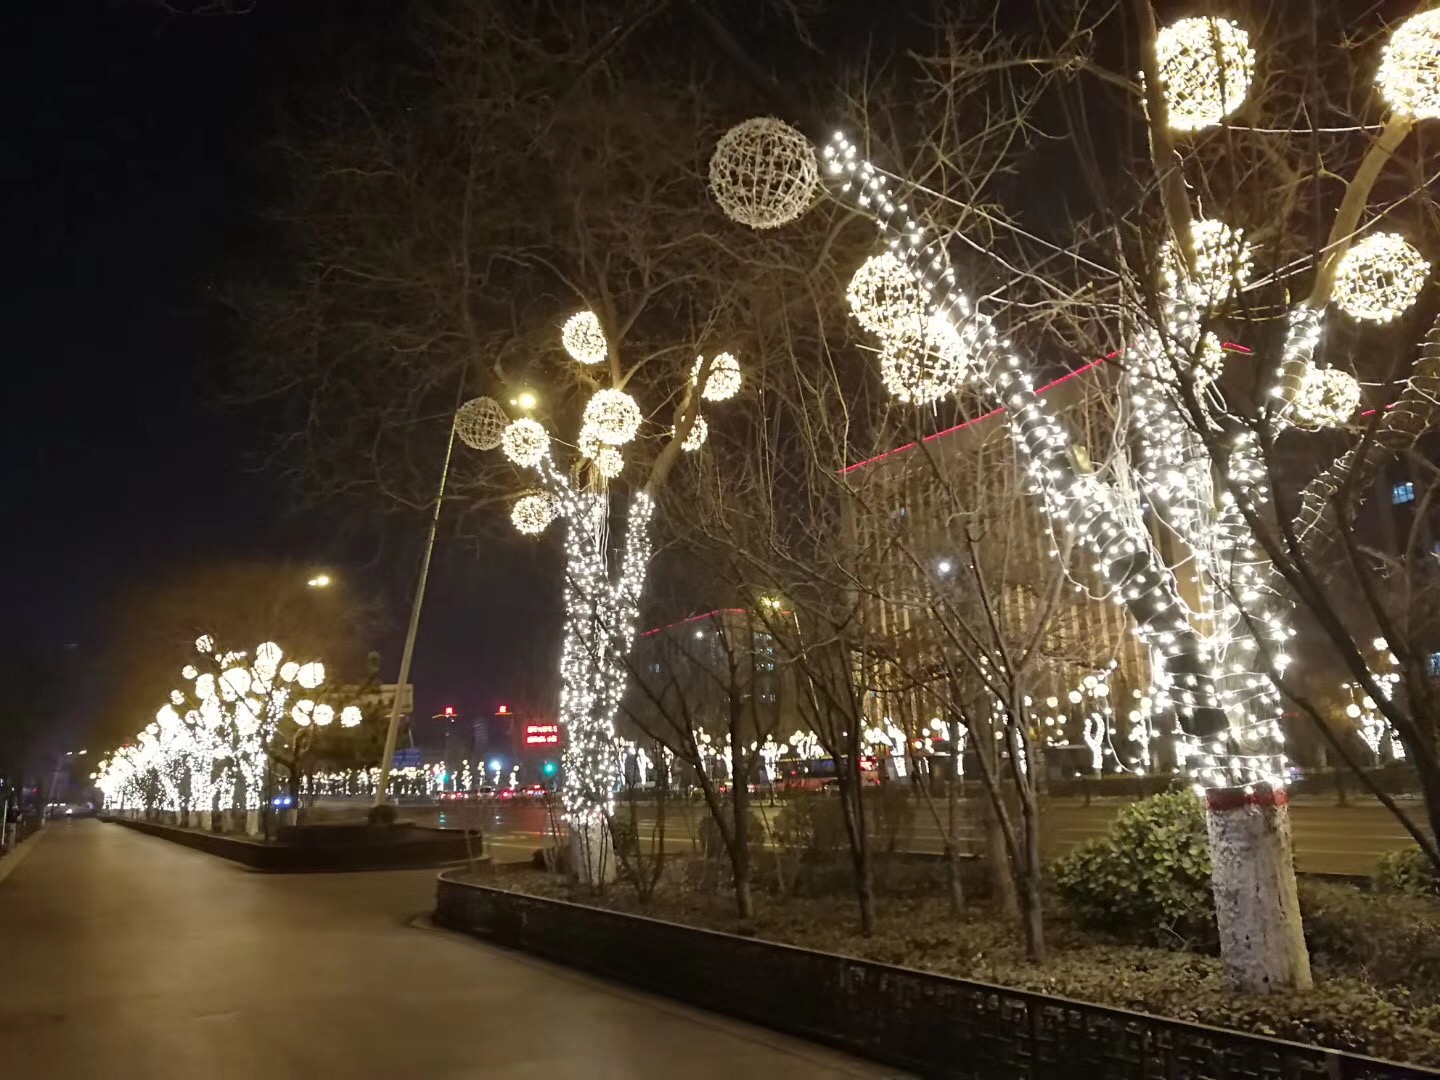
(510, 390, 538, 411)
(307, 574, 332, 588)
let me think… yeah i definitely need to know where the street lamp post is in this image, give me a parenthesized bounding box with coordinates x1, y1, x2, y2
(372, 419, 460, 809)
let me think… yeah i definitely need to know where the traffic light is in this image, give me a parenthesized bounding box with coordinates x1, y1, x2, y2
(541, 761, 558, 777)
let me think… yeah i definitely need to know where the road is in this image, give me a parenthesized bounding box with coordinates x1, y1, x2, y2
(0, 820, 899, 1080)
(351, 795, 1430, 876)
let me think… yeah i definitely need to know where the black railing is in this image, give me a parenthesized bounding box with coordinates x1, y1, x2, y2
(435, 876, 1434, 1080)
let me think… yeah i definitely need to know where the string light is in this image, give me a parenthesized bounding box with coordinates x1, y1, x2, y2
(1153, 17, 1255, 132)
(675, 414, 708, 451)
(1291, 364, 1361, 428)
(501, 417, 550, 467)
(581, 388, 642, 446)
(1161, 218, 1253, 307)
(1376, 9, 1440, 121)
(454, 397, 510, 451)
(512, 490, 560, 534)
(1331, 232, 1429, 323)
(692, 352, 742, 402)
(561, 310, 608, 365)
(708, 116, 818, 230)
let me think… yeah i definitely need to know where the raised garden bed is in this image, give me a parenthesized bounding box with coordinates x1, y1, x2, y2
(103, 815, 483, 872)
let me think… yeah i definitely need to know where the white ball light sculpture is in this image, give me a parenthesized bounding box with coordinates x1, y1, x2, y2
(511, 490, 560, 535)
(561, 310, 608, 365)
(876, 319, 972, 405)
(847, 252, 927, 338)
(1331, 232, 1429, 323)
(501, 417, 551, 466)
(312, 703, 336, 727)
(708, 116, 818, 230)
(454, 397, 510, 451)
(296, 661, 325, 690)
(691, 352, 742, 402)
(1161, 218, 1253, 305)
(581, 388, 642, 445)
(1377, 10, 1440, 121)
(195, 634, 215, 654)
(1154, 16, 1255, 131)
(592, 445, 624, 479)
(181, 664, 198, 680)
(1291, 364, 1361, 428)
(675, 414, 708, 451)
(340, 706, 363, 728)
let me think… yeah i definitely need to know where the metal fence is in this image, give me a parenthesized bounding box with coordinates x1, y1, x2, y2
(435, 876, 1435, 1080)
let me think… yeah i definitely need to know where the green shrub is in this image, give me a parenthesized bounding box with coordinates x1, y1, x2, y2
(1050, 791, 1215, 948)
(1301, 879, 1440, 1002)
(773, 796, 848, 851)
(1375, 847, 1440, 898)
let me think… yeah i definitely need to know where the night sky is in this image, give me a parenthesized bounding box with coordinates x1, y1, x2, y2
(1, 2, 553, 753)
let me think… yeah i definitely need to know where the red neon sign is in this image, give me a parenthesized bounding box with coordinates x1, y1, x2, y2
(524, 723, 561, 746)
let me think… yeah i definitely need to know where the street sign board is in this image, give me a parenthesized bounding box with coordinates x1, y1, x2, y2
(394, 748, 422, 768)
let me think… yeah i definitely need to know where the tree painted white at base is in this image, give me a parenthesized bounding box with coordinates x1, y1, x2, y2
(1205, 786, 1312, 994)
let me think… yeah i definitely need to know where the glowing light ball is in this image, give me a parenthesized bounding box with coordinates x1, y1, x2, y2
(220, 667, 252, 700)
(279, 661, 300, 683)
(291, 702, 313, 727)
(847, 252, 926, 339)
(454, 397, 510, 451)
(195, 634, 215, 654)
(511, 490, 560, 535)
(500, 417, 551, 466)
(195, 673, 215, 700)
(876, 324, 970, 405)
(1292, 364, 1361, 428)
(708, 116, 818, 230)
(675, 414, 708, 451)
(181, 664, 198, 680)
(340, 706, 362, 728)
(581, 388, 642, 445)
(561, 310, 608, 365)
(691, 352, 742, 402)
(592, 445, 624, 479)
(1332, 232, 1429, 323)
(1377, 10, 1440, 120)
(296, 661, 325, 690)
(312, 704, 335, 727)
(169, 689, 185, 706)
(1154, 17, 1255, 131)
(1161, 218, 1253, 305)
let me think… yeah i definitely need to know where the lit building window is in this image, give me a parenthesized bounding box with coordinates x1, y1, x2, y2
(1393, 481, 1417, 504)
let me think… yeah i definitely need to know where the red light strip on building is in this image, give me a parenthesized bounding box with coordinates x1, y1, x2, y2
(638, 608, 749, 638)
(838, 343, 1253, 476)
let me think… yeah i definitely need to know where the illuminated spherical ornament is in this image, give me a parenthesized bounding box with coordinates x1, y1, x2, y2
(874, 315, 973, 405)
(220, 666, 252, 700)
(592, 445, 624, 479)
(291, 700, 313, 727)
(169, 689, 185, 706)
(581, 388, 642, 445)
(181, 664, 198, 680)
(279, 660, 300, 684)
(708, 116, 818, 230)
(340, 705, 363, 728)
(674, 414, 708, 451)
(1331, 232, 1429, 323)
(296, 661, 325, 690)
(560, 310, 608, 365)
(500, 417, 551, 466)
(846, 253, 926, 339)
(1154, 17, 1255, 131)
(1161, 218, 1253, 305)
(511, 490, 560, 535)
(1291, 364, 1361, 428)
(195, 634, 215, 654)
(1377, 10, 1440, 120)
(195, 673, 216, 701)
(691, 352, 742, 402)
(312, 703, 336, 727)
(454, 397, 510, 451)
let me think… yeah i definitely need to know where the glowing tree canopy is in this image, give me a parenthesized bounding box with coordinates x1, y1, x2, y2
(1291, 364, 1361, 428)
(708, 116, 818, 230)
(561, 310, 608, 365)
(1377, 9, 1440, 121)
(512, 490, 560, 534)
(501, 417, 551, 466)
(692, 352, 742, 402)
(676, 414, 708, 451)
(581, 388, 643, 445)
(454, 396, 510, 451)
(847, 252, 927, 338)
(1154, 16, 1256, 131)
(1161, 218, 1253, 306)
(1331, 232, 1430, 323)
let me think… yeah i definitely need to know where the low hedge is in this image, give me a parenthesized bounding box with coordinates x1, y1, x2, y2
(1301, 879, 1440, 1003)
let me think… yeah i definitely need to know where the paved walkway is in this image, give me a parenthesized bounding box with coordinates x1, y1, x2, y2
(0, 821, 900, 1079)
